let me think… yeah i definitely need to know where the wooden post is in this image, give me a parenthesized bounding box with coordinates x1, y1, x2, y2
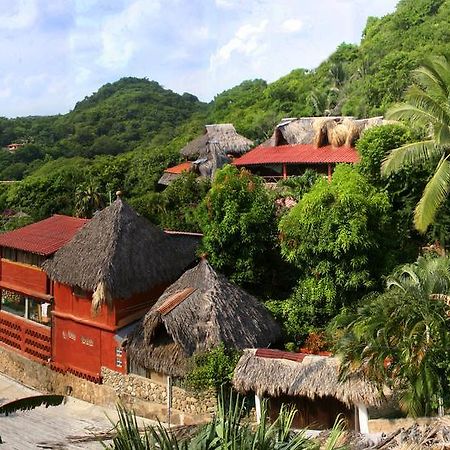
(356, 403, 369, 434)
(327, 164, 332, 182)
(282, 163, 287, 180)
(167, 375, 172, 427)
(255, 394, 262, 423)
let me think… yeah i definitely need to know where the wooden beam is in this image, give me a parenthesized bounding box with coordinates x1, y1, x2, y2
(327, 164, 332, 182)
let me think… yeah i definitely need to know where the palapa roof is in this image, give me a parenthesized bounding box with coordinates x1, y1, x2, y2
(233, 144, 359, 166)
(180, 124, 253, 159)
(127, 259, 281, 377)
(43, 198, 198, 310)
(233, 349, 381, 407)
(0, 215, 88, 256)
(262, 116, 387, 148)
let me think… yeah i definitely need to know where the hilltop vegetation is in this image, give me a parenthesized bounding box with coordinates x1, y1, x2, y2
(1, 0, 448, 183)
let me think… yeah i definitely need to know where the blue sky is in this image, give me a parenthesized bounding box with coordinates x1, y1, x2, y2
(0, 0, 399, 117)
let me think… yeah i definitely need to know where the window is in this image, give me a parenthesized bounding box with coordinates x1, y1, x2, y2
(0, 289, 52, 326)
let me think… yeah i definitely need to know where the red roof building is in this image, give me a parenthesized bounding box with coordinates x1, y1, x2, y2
(233, 144, 360, 181)
(0, 215, 89, 256)
(0, 215, 88, 368)
(158, 162, 193, 186)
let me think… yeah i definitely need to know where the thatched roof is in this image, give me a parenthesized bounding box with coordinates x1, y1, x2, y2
(263, 116, 387, 148)
(180, 124, 253, 159)
(232, 349, 381, 407)
(43, 198, 198, 311)
(127, 259, 281, 377)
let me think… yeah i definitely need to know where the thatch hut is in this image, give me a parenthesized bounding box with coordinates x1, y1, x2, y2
(235, 116, 387, 182)
(233, 349, 381, 432)
(180, 124, 253, 160)
(44, 197, 198, 310)
(126, 259, 281, 380)
(263, 116, 386, 148)
(42, 197, 199, 380)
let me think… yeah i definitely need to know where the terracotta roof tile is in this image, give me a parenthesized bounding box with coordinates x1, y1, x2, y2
(0, 215, 88, 256)
(233, 144, 359, 166)
(164, 162, 192, 174)
(255, 348, 309, 363)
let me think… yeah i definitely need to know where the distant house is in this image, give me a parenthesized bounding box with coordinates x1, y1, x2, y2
(233, 348, 381, 433)
(5, 143, 25, 153)
(158, 161, 193, 186)
(126, 259, 281, 382)
(233, 116, 386, 181)
(158, 124, 253, 186)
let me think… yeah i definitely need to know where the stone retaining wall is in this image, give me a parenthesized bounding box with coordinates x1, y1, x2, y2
(101, 367, 216, 416)
(0, 346, 213, 425)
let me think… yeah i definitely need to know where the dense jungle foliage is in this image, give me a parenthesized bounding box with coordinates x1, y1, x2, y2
(1, 0, 450, 414)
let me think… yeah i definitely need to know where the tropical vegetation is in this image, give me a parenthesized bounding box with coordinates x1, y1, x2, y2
(103, 391, 347, 450)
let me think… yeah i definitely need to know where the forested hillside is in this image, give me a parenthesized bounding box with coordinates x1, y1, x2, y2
(0, 0, 448, 219)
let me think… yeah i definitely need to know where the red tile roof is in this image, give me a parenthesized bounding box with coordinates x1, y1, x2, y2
(0, 215, 89, 256)
(164, 162, 192, 174)
(255, 348, 308, 362)
(233, 144, 359, 166)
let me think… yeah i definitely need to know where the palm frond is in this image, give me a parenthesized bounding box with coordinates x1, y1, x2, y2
(414, 156, 450, 233)
(381, 140, 436, 175)
(413, 56, 450, 99)
(0, 395, 65, 416)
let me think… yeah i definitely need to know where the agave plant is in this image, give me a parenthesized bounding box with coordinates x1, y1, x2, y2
(103, 389, 347, 450)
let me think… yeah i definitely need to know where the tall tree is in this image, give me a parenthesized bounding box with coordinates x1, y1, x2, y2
(382, 55, 450, 233)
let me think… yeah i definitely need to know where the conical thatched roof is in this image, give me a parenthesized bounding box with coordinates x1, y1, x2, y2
(43, 198, 198, 310)
(127, 259, 281, 377)
(180, 124, 253, 159)
(233, 349, 381, 407)
(262, 116, 387, 148)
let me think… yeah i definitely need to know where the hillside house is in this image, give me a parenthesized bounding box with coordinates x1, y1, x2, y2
(233, 116, 386, 181)
(0, 198, 199, 382)
(159, 124, 253, 186)
(0, 215, 88, 365)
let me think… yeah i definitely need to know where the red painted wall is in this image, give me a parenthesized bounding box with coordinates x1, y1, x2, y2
(0, 259, 48, 294)
(52, 281, 164, 377)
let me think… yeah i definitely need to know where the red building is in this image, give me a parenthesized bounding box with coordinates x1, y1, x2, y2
(0, 199, 198, 382)
(233, 143, 359, 182)
(0, 215, 88, 364)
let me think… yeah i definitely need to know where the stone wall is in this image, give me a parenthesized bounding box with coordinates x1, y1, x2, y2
(102, 367, 216, 416)
(0, 346, 213, 425)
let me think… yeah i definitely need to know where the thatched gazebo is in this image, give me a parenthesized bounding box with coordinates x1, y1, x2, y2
(180, 124, 253, 160)
(127, 259, 281, 380)
(233, 349, 381, 432)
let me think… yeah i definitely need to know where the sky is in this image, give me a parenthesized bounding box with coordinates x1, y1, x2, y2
(0, 0, 400, 118)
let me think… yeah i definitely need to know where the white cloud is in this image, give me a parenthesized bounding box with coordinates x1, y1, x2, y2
(210, 20, 268, 68)
(215, 0, 239, 9)
(99, 0, 161, 69)
(0, 0, 38, 30)
(281, 18, 303, 33)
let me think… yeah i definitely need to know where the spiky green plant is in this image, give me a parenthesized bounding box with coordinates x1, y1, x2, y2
(103, 390, 348, 450)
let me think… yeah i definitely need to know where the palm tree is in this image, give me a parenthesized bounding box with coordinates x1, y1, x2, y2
(332, 255, 450, 417)
(75, 182, 105, 218)
(381, 55, 450, 233)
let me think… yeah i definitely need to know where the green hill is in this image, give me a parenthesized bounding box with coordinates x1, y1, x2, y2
(0, 0, 448, 213)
